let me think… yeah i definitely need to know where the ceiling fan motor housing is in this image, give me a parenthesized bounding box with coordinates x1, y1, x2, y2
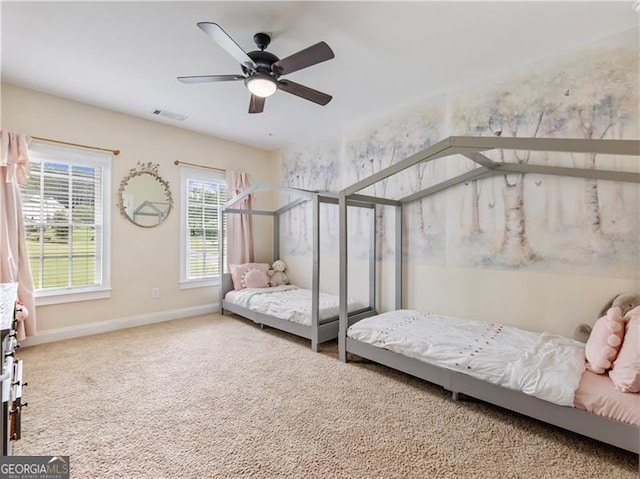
(242, 50, 280, 77)
(240, 32, 283, 78)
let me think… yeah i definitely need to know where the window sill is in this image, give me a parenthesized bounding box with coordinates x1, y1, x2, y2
(179, 278, 220, 290)
(35, 287, 112, 306)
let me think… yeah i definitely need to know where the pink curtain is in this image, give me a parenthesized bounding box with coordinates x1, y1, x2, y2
(225, 170, 255, 265)
(0, 131, 36, 339)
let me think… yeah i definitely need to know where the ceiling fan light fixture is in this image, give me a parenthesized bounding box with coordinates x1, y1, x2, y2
(246, 74, 277, 98)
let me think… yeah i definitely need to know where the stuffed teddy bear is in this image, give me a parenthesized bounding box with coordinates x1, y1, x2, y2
(574, 292, 640, 343)
(268, 259, 290, 287)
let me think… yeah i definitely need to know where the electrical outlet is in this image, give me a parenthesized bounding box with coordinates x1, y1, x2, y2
(151, 288, 160, 298)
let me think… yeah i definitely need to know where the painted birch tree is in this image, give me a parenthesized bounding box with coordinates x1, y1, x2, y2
(345, 103, 445, 259)
(279, 155, 309, 254)
(395, 111, 443, 239)
(280, 140, 343, 255)
(453, 68, 567, 265)
(561, 47, 639, 250)
(349, 125, 399, 258)
(452, 111, 491, 238)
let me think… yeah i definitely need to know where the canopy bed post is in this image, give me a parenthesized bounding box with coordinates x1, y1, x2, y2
(339, 192, 349, 362)
(273, 212, 280, 261)
(219, 207, 226, 315)
(369, 204, 377, 312)
(311, 194, 320, 352)
(395, 204, 403, 310)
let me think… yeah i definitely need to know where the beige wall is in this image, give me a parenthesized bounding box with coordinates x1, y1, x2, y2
(1, 83, 277, 333)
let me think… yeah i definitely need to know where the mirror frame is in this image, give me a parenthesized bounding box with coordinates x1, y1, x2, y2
(117, 161, 173, 228)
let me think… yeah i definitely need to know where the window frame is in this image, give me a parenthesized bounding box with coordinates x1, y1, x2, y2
(25, 141, 112, 306)
(179, 166, 226, 289)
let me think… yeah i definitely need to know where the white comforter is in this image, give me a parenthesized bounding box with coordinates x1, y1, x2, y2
(227, 285, 364, 326)
(347, 309, 586, 406)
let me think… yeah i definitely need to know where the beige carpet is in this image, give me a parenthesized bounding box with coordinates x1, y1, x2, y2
(12, 314, 639, 478)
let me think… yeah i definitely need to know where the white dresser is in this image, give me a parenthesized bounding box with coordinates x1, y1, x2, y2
(0, 283, 25, 456)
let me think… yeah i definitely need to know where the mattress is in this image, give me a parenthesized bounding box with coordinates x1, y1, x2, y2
(574, 370, 640, 426)
(225, 285, 365, 326)
(347, 309, 586, 406)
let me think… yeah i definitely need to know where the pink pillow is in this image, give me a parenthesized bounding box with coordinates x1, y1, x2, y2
(229, 263, 270, 290)
(585, 307, 625, 374)
(241, 269, 270, 289)
(608, 312, 640, 393)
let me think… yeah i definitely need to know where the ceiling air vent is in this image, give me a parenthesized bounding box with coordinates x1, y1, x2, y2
(151, 108, 188, 121)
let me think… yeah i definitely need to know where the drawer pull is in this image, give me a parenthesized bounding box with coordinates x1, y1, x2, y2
(11, 401, 27, 413)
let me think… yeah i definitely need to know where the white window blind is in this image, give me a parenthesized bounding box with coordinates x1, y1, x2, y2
(23, 142, 111, 300)
(180, 167, 226, 286)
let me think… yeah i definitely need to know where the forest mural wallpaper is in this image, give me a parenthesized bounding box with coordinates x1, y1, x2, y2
(450, 28, 638, 276)
(279, 28, 639, 279)
(279, 138, 342, 256)
(343, 97, 446, 262)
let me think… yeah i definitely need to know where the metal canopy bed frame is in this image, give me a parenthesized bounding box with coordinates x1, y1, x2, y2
(220, 183, 377, 351)
(337, 136, 640, 453)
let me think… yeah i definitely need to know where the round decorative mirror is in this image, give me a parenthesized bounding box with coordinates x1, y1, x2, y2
(118, 162, 173, 227)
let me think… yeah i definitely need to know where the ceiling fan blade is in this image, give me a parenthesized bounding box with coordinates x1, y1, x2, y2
(249, 95, 265, 114)
(272, 41, 334, 76)
(277, 80, 332, 106)
(197, 22, 256, 70)
(177, 74, 245, 84)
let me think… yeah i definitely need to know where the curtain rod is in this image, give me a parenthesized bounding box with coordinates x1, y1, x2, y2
(173, 160, 226, 173)
(31, 135, 120, 156)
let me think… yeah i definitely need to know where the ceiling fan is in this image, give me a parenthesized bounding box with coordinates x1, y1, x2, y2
(178, 22, 335, 114)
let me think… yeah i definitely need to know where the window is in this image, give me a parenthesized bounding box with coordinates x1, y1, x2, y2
(23, 142, 111, 304)
(180, 167, 226, 288)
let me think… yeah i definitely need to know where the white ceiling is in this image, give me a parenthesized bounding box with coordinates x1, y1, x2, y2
(2, 1, 638, 151)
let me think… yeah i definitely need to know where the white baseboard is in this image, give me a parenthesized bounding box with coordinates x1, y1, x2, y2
(21, 303, 220, 347)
